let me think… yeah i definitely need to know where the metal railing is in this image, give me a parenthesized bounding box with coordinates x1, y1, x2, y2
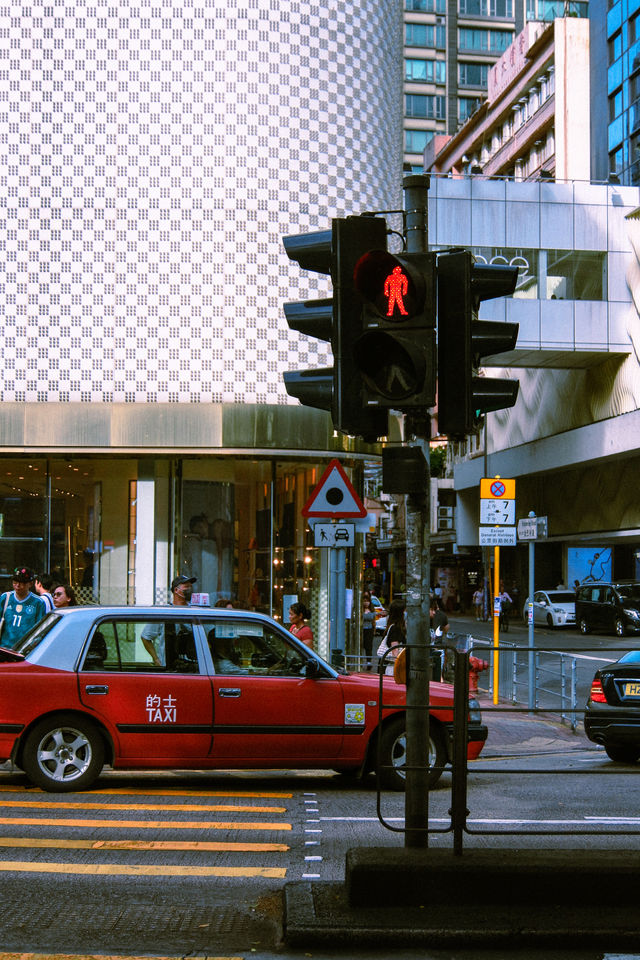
(348, 635, 583, 729)
(468, 636, 581, 729)
(373, 639, 640, 853)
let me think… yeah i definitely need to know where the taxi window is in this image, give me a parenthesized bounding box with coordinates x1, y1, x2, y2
(206, 620, 307, 677)
(80, 619, 200, 674)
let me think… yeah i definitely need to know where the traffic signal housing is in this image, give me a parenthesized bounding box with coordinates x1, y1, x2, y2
(282, 216, 389, 441)
(437, 250, 519, 439)
(352, 250, 437, 409)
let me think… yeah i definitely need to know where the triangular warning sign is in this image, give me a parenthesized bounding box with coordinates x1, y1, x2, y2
(302, 459, 367, 518)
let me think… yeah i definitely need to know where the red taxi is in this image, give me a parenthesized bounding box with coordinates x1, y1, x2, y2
(0, 606, 487, 792)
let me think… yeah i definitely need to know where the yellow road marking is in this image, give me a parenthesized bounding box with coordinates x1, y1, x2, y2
(0, 954, 243, 960)
(1, 800, 287, 813)
(0, 837, 289, 851)
(0, 861, 286, 877)
(0, 816, 291, 830)
(0, 785, 293, 798)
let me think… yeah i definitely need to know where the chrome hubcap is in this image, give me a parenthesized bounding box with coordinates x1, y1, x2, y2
(37, 727, 92, 783)
(391, 732, 436, 778)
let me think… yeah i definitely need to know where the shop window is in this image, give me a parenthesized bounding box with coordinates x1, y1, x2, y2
(180, 479, 235, 606)
(0, 459, 47, 591)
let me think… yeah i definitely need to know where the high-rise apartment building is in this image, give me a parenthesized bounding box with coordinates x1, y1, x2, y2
(597, 0, 640, 184)
(403, 0, 589, 170)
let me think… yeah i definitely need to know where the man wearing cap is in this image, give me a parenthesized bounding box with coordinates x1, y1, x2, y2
(141, 575, 196, 666)
(170, 575, 197, 605)
(0, 567, 47, 649)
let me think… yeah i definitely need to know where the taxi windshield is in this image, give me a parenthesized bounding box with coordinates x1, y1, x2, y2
(13, 613, 61, 658)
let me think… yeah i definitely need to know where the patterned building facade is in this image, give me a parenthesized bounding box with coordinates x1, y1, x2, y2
(0, 1, 403, 656)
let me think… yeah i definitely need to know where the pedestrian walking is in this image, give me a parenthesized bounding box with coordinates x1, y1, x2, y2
(141, 574, 196, 666)
(0, 567, 47, 649)
(34, 573, 55, 613)
(362, 593, 375, 669)
(473, 587, 484, 621)
(52, 584, 77, 608)
(289, 601, 314, 649)
(498, 587, 512, 632)
(376, 598, 406, 675)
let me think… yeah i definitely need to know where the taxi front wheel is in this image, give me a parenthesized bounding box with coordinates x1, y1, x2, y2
(22, 713, 105, 792)
(378, 715, 445, 791)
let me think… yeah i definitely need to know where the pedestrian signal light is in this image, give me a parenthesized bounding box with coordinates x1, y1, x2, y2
(352, 250, 436, 409)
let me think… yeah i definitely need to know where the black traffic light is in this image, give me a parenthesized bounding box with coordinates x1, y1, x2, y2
(352, 250, 436, 409)
(437, 250, 519, 439)
(282, 216, 388, 441)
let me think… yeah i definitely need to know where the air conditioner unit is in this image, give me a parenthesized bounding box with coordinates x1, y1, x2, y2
(436, 16, 445, 24)
(437, 506, 454, 532)
(438, 517, 454, 531)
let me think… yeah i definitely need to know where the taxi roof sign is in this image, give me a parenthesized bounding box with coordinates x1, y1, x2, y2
(302, 459, 367, 518)
(480, 477, 515, 500)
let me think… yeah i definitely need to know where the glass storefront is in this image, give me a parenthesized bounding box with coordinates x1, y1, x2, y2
(0, 455, 366, 661)
(0, 458, 106, 600)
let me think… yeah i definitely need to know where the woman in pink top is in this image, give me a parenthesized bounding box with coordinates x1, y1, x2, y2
(289, 602, 314, 649)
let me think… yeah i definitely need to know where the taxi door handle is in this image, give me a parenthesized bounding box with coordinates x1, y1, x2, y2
(219, 687, 241, 698)
(85, 684, 109, 695)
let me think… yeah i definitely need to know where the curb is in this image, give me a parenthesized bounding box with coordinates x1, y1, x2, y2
(284, 848, 640, 948)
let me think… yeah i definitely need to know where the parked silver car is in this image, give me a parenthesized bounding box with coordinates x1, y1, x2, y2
(523, 590, 576, 629)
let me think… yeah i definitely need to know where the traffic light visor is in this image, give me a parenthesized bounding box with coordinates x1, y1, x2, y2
(471, 263, 519, 305)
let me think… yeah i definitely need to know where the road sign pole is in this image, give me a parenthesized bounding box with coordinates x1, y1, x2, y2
(528, 511, 536, 714)
(335, 545, 346, 666)
(330, 546, 338, 664)
(493, 545, 500, 705)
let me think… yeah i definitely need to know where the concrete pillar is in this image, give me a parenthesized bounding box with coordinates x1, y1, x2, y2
(135, 462, 156, 605)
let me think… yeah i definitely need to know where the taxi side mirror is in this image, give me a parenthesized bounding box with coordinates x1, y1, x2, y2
(303, 659, 321, 678)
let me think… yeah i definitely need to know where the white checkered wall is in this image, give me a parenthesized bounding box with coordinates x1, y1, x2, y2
(0, 1, 403, 404)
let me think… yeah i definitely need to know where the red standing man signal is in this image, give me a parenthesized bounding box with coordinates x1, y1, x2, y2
(384, 265, 409, 317)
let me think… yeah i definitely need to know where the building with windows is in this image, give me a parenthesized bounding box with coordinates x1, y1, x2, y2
(414, 8, 640, 601)
(423, 17, 590, 181)
(402, 0, 589, 170)
(592, 0, 640, 184)
(427, 174, 640, 593)
(0, 1, 403, 660)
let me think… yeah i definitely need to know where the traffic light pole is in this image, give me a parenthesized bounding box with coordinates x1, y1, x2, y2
(402, 174, 431, 849)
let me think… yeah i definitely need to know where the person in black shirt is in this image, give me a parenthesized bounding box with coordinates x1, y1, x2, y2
(430, 597, 449, 637)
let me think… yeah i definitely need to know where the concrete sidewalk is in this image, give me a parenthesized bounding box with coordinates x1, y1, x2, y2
(477, 698, 590, 757)
(283, 711, 611, 949)
(284, 848, 640, 949)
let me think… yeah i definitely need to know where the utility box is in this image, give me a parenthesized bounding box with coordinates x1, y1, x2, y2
(382, 446, 428, 495)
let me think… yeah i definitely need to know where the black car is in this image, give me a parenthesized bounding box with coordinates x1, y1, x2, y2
(575, 581, 640, 636)
(585, 650, 640, 762)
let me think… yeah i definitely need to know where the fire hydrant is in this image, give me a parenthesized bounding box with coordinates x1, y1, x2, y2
(468, 655, 489, 694)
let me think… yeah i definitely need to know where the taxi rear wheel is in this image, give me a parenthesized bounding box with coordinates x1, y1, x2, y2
(378, 715, 445, 791)
(22, 714, 105, 792)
